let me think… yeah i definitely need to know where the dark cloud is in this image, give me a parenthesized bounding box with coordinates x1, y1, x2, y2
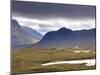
(12, 0, 96, 35)
(12, 0, 96, 19)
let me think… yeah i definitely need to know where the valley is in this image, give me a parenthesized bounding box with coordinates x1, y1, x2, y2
(11, 48, 96, 74)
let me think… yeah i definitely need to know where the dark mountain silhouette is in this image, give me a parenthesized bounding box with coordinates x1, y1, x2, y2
(33, 27, 96, 49)
(11, 20, 43, 48)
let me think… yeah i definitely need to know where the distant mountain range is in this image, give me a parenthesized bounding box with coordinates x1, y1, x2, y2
(11, 20, 43, 48)
(22, 26, 43, 40)
(11, 20, 96, 49)
(33, 27, 96, 49)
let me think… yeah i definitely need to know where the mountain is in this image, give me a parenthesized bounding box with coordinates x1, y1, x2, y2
(33, 27, 96, 49)
(11, 20, 42, 48)
(22, 26, 43, 40)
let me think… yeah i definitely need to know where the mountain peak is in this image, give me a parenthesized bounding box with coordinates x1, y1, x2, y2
(12, 20, 18, 24)
(58, 27, 72, 32)
(12, 19, 20, 27)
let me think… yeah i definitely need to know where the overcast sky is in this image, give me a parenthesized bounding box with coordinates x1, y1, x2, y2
(12, 0, 96, 35)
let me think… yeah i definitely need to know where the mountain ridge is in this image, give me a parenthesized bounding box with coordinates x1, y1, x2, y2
(33, 27, 96, 49)
(11, 20, 43, 48)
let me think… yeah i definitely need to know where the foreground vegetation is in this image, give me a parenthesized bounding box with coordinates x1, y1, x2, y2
(11, 48, 96, 74)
